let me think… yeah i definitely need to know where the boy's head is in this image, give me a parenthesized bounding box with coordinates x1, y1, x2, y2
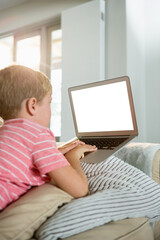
(0, 65, 52, 122)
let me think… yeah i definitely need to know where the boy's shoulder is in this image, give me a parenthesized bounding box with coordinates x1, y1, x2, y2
(4, 118, 51, 136)
(1, 118, 56, 149)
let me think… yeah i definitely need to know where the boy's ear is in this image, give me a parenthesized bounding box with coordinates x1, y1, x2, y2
(27, 97, 37, 116)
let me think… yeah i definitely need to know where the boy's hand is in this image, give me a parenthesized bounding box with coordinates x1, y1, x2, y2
(58, 140, 85, 155)
(65, 144, 97, 161)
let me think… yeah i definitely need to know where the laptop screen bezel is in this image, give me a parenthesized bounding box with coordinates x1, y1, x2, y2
(68, 76, 138, 137)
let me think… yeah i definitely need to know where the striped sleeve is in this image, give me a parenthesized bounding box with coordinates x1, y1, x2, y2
(32, 130, 70, 175)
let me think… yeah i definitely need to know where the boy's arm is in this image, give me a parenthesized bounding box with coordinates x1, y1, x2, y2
(47, 144, 97, 198)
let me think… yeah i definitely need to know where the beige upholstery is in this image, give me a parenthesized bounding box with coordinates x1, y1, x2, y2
(0, 183, 73, 240)
(62, 218, 153, 240)
(30, 218, 154, 240)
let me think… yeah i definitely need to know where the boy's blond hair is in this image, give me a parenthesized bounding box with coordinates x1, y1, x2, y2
(0, 65, 52, 120)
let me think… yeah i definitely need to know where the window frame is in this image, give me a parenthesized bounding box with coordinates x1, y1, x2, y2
(0, 20, 62, 141)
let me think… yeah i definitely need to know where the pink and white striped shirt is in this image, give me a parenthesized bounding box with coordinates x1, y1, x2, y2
(0, 119, 70, 210)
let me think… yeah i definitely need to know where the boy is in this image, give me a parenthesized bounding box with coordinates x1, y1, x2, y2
(0, 65, 97, 210)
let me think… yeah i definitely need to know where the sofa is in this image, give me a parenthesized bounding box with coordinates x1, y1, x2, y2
(0, 142, 160, 240)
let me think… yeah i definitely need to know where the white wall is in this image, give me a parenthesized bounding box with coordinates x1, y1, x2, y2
(126, 0, 146, 142)
(145, 0, 160, 143)
(105, 0, 126, 78)
(105, 0, 146, 141)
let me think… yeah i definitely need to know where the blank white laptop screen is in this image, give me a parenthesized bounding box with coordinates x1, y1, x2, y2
(71, 81, 134, 133)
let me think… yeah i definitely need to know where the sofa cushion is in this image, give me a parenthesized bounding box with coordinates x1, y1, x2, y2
(62, 217, 154, 240)
(0, 183, 73, 240)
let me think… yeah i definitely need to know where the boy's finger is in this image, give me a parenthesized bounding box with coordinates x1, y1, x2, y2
(87, 145, 97, 151)
(78, 140, 85, 145)
(64, 142, 79, 152)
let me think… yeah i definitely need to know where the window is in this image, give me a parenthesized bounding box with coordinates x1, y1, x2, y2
(0, 25, 62, 139)
(16, 34, 41, 70)
(0, 36, 13, 68)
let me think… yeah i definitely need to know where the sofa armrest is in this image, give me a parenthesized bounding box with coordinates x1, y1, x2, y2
(115, 142, 160, 184)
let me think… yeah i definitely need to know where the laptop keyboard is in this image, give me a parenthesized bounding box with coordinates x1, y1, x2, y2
(80, 137, 128, 150)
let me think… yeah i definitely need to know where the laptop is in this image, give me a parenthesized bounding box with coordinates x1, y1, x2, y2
(61, 76, 138, 164)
